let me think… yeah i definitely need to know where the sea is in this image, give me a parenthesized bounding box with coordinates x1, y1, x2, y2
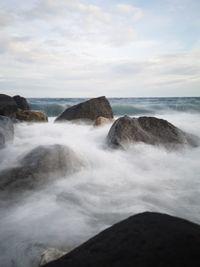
(0, 97, 200, 267)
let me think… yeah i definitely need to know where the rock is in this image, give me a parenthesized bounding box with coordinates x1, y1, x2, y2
(107, 115, 198, 148)
(0, 144, 83, 191)
(43, 212, 200, 267)
(55, 96, 113, 122)
(13, 95, 30, 110)
(40, 248, 66, 266)
(0, 94, 17, 118)
(16, 109, 48, 122)
(94, 116, 114, 126)
(0, 115, 14, 148)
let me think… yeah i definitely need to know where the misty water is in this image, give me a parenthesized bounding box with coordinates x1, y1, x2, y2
(0, 99, 200, 266)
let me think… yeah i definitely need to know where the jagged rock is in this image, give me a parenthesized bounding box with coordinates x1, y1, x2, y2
(0, 144, 83, 190)
(107, 115, 198, 148)
(13, 95, 30, 110)
(0, 115, 14, 148)
(0, 94, 17, 118)
(55, 96, 113, 122)
(44, 212, 200, 267)
(40, 248, 66, 266)
(94, 116, 114, 126)
(16, 109, 48, 122)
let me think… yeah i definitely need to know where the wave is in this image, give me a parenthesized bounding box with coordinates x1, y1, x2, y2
(28, 97, 200, 117)
(30, 103, 68, 117)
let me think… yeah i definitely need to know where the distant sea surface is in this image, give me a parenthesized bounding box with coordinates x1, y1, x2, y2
(28, 97, 200, 117)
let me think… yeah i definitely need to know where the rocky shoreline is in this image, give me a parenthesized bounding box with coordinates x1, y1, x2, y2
(0, 94, 200, 266)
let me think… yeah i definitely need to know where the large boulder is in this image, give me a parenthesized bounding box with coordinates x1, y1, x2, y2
(16, 109, 48, 122)
(13, 95, 30, 110)
(0, 115, 14, 148)
(55, 96, 113, 122)
(0, 144, 83, 191)
(107, 115, 198, 148)
(0, 94, 17, 117)
(44, 212, 200, 267)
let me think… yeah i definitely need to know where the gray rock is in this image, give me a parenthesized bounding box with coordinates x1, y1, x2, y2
(55, 96, 113, 122)
(13, 95, 30, 110)
(0, 115, 14, 148)
(0, 144, 83, 191)
(107, 115, 198, 148)
(0, 94, 17, 117)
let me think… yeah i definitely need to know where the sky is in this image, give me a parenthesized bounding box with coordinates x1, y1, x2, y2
(0, 0, 200, 97)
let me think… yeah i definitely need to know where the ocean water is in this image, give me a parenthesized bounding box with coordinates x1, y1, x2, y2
(0, 97, 200, 267)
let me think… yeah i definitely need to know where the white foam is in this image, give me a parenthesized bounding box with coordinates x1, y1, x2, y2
(0, 112, 200, 267)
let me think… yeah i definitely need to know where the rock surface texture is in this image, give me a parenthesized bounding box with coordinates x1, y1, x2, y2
(44, 212, 200, 267)
(13, 95, 30, 110)
(40, 248, 66, 266)
(0, 94, 17, 117)
(0, 144, 83, 191)
(55, 96, 113, 122)
(0, 115, 14, 148)
(16, 109, 48, 122)
(94, 116, 114, 126)
(107, 115, 198, 148)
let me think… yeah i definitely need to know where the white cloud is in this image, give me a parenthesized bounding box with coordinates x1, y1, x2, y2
(0, 0, 199, 97)
(115, 4, 143, 20)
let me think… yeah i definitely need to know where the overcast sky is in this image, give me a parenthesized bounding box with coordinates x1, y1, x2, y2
(0, 0, 200, 97)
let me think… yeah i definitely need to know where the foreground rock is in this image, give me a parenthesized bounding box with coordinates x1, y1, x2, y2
(40, 248, 66, 266)
(0, 115, 14, 148)
(0, 94, 17, 117)
(107, 115, 198, 148)
(55, 96, 113, 122)
(94, 116, 114, 126)
(13, 95, 30, 110)
(0, 144, 83, 191)
(16, 109, 48, 122)
(44, 212, 200, 267)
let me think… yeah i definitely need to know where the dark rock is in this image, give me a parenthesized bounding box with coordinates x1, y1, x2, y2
(16, 109, 48, 122)
(0, 144, 83, 191)
(0, 94, 17, 117)
(55, 96, 113, 122)
(44, 212, 200, 267)
(0, 115, 14, 148)
(13, 95, 30, 110)
(107, 115, 198, 148)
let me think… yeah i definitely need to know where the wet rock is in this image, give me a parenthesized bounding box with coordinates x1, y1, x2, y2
(55, 96, 113, 122)
(0, 115, 14, 148)
(16, 109, 48, 122)
(13, 95, 30, 110)
(44, 212, 200, 267)
(40, 248, 66, 266)
(0, 144, 83, 191)
(0, 94, 17, 118)
(107, 115, 198, 148)
(94, 116, 114, 126)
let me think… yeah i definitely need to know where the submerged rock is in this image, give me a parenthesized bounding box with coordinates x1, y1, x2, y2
(0, 115, 14, 148)
(107, 115, 198, 148)
(0, 144, 83, 191)
(94, 116, 114, 126)
(44, 212, 200, 267)
(16, 109, 48, 122)
(55, 96, 113, 122)
(13, 95, 30, 110)
(40, 248, 66, 266)
(0, 94, 17, 118)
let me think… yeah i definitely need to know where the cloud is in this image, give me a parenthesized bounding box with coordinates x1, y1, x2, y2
(115, 4, 143, 20)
